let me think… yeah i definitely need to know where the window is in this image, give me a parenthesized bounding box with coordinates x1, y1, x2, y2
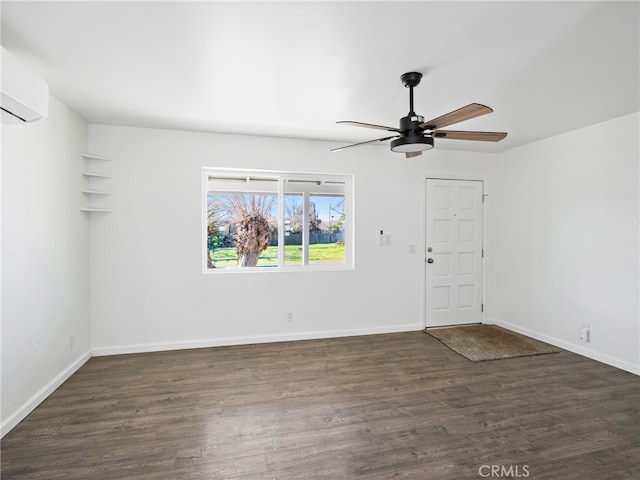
(203, 168, 352, 272)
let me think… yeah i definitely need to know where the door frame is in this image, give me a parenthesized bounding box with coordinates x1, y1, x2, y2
(423, 176, 488, 328)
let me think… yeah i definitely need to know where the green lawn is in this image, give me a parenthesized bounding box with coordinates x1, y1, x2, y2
(209, 243, 345, 268)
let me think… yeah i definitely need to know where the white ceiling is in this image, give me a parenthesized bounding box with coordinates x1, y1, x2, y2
(1, 1, 638, 153)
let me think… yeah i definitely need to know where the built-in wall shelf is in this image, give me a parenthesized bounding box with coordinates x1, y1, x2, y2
(81, 189, 111, 195)
(81, 171, 110, 178)
(81, 153, 110, 161)
(80, 153, 112, 212)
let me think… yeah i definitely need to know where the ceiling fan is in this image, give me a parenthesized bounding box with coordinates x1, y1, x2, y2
(331, 72, 507, 158)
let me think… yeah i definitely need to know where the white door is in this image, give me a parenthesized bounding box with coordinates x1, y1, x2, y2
(425, 179, 484, 327)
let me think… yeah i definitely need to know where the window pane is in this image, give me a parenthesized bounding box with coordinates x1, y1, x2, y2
(204, 168, 351, 272)
(207, 192, 278, 269)
(284, 194, 303, 266)
(308, 194, 346, 265)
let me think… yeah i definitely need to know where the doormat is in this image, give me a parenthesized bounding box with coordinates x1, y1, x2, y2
(425, 324, 560, 361)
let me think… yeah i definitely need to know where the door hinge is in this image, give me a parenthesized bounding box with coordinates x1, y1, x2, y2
(481, 303, 484, 312)
(482, 248, 484, 258)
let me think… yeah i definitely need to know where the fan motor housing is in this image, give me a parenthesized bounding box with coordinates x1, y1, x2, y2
(399, 114, 425, 132)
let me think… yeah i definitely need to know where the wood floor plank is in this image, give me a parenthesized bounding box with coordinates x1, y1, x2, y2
(2, 332, 639, 479)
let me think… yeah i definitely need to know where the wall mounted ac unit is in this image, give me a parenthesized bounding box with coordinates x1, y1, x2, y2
(1, 46, 49, 124)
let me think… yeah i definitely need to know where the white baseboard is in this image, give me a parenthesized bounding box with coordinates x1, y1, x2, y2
(91, 323, 424, 357)
(487, 318, 640, 376)
(1, 350, 92, 438)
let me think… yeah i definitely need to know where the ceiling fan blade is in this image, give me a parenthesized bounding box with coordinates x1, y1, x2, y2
(433, 130, 508, 142)
(330, 135, 399, 152)
(420, 103, 493, 130)
(405, 151, 423, 158)
(337, 121, 400, 132)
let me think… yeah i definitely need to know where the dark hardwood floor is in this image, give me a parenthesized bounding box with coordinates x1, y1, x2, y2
(2, 332, 639, 479)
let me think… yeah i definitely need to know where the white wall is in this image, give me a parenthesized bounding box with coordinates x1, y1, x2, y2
(487, 112, 639, 374)
(87, 125, 495, 355)
(1, 96, 92, 435)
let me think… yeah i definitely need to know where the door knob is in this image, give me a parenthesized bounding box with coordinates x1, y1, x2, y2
(427, 258, 434, 264)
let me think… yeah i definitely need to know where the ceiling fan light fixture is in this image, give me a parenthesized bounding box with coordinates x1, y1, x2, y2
(332, 72, 506, 154)
(390, 135, 434, 153)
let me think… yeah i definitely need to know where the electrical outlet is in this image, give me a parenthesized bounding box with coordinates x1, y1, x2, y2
(579, 323, 590, 342)
(408, 245, 417, 254)
(287, 312, 294, 322)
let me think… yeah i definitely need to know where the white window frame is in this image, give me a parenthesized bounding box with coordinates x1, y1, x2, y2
(202, 167, 354, 273)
